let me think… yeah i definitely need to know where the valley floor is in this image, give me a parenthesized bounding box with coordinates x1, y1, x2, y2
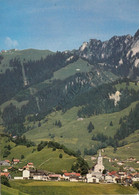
(2, 180, 138, 195)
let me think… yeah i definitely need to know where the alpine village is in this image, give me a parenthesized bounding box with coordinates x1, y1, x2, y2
(0, 29, 139, 195)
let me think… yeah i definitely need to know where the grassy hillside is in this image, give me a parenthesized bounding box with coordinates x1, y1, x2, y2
(0, 135, 76, 173)
(1, 184, 29, 195)
(52, 58, 92, 80)
(24, 101, 139, 153)
(9, 180, 137, 195)
(85, 129, 139, 171)
(0, 49, 53, 73)
(115, 81, 139, 91)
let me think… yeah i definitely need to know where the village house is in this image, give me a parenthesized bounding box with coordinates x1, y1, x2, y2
(0, 160, 10, 166)
(27, 162, 34, 168)
(0, 172, 11, 179)
(104, 175, 116, 183)
(104, 171, 118, 183)
(63, 172, 81, 182)
(5, 160, 11, 164)
(3, 168, 8, 173)
(131, 173, 139, 182)
(22, 169, 50, 180)
(86, 172, 99, 183)
(49, 174, 61, 181)
(13, 159, 20, 165)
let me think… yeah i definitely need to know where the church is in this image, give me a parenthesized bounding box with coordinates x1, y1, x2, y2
(94, 150, 104, 173)
(86, 150, 105, 183)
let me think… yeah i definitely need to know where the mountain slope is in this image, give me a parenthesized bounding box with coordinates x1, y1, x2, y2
(24, 100, 139, 153)
(77, 29, 139, 79)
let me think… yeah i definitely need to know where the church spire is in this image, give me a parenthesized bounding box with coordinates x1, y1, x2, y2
(99, 150, 101, 157)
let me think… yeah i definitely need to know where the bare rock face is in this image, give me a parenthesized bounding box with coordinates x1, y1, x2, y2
(76, 29, 139, 79)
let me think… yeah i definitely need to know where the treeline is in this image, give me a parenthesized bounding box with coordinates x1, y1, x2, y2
(0, 52, 78, 105)
(12, 135, 35, 147)
(114, 103, 139, 140)
(2, 103, 26, 135)
(0, 58, 23, 105)
(37, 141, 77, 157)
(1, 134, 35, 158)
(85, 103, 139, 155)
(77, 80, 139, 117)
(2, 103, 25, 135)
(23, 52, 78, 85)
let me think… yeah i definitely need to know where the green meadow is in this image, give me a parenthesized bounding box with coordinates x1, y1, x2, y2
(0, 49, 53, 73)
(24, 101, 139, 153)
(1, 135, 76, 173)
(1, 184, 28, 195)
(8, 180, 137, 195)
(52, 58, 92, 80)
(115, 81, 139, 91)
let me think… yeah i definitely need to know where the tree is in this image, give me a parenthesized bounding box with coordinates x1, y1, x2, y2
(38, 121, 41, 127)
(59, 153, 63, 158)
(71, 157, 89, 175)
(133, 182, 139, 190)
(113, 146, 117, 153)
(21, 154, 24, 159)
(1, 176, 10, 187)
(87, 122, 94, 133)
(110, 121, 113, 126)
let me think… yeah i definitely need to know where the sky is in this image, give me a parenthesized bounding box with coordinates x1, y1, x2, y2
(0, 0, 139, 52)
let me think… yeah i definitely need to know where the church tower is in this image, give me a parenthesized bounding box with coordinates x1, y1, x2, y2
(94, 150, 104, 173)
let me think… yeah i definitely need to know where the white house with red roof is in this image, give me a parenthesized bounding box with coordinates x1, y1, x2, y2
(63, 172, 81, 181)
(48, 174, 61, 181)
(13, 159, 20, 164)
(27, 162, 34, 168)
(0, 172, 11, 179)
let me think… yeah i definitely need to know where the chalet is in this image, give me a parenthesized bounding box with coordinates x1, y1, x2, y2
(3, 168, 8, 172)
(86, 173, 99, 183)
(27, 162, 34, 168)
(23, 166, 29, 170)
(0, 161, 10, 166)
(63, 173, 81, 181)
(0, 172, 11, 179)
(128, 157, 136, 162)
(48, 174, 61, 181)
(22, 169, 49, 180)
(117, 162, 124, 166)
(5, 160, 11, 164)
(33, 172, 48, 181)
(131, 173, 139, 182)
(18, 168, 23, 172)
(105, 175, 116, 183)
(13, 159, 20, 164)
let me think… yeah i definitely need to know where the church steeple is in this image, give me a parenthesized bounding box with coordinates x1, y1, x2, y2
(94, 150, 104, 173)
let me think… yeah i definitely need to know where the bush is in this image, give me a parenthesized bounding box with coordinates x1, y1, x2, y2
(21, 154, 24, 159)
(59, 153, 63, 158)
(133, 182, 139, 190)
(1, 176, 10, 187)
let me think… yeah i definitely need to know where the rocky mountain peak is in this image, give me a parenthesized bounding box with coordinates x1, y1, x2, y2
(134, 29, 139, 39)
(76, 30, 139, 79)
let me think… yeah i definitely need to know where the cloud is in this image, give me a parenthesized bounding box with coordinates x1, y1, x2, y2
(5, 37, 19, 48)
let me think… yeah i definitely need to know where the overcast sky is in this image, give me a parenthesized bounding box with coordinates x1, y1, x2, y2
(0, 0, 139, 51)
